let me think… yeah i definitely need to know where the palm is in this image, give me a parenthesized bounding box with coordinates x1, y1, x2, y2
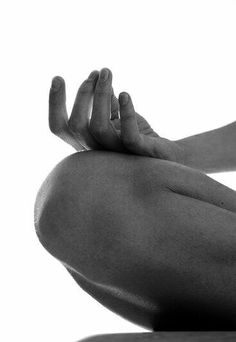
(111, 112, 158, 139)
(136, 113, 159, 137)
(49, 70, 160, 155)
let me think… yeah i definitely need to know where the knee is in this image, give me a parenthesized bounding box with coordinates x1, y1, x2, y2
(34, 153, 92, 268)
(34, 150, 167, 283)
(34, 156, 75, 262)
(34, 151, 132, 281)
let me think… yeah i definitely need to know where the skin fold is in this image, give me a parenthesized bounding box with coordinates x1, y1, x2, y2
(35, 150, 236, 330)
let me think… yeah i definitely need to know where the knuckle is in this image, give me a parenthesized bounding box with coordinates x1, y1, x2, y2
(122, 135, 139, 149)
(122, 110, 134, 119)
(95, 84, 112, 96)
(49, 120, 65, 136)
(78, 80, 93, 94)
(49, 122, 61, 135)
(90, 122, 112, 142)
(90, 122, 105, 138)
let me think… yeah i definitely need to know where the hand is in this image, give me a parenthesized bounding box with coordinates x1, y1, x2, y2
(117, 92, 186, 162)
(48, 68, 170, 155)
(48, 69, 123, 152)
(49, 68, 185, 163)
(86, 69, 185, 163)
(87, 68, 162, 153)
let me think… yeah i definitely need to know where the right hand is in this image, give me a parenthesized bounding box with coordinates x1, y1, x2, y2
(49, 69, 124, 152)
(116, 92, 185, 162)
(49, 67, 185, 164)
(84, 69, 186, 163)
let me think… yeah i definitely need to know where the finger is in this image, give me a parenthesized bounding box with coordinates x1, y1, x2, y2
(90, 68, 122, 149)
(69, 70, 99, 130)
(49, 76, 68, 135)
(90, 68, 113, 133)
(119, 92, 142, 151)
(111, 88, 119, 120)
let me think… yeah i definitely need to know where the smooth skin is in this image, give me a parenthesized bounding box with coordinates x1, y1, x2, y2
(49, 69, 157, 153)
(35, 150, 236, 330)
(49, 68, 236, 173)
(49, 68, 184, 160)
(36, 68, 236, 333)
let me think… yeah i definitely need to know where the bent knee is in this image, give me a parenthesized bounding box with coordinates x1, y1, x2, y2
(34, 151, 170, 282)
(34, 151, 144, 280)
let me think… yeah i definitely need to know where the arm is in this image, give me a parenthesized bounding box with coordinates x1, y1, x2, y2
(35, 151, 236, 330)
(51, 68, 236, 174)
(176, 121, 236, 173)
(113, 93, 236, 174)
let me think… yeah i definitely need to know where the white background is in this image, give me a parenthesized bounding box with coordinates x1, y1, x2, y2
(1, 1, 236, 341)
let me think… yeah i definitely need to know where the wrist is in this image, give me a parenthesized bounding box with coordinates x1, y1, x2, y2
(173, 139, 192, 167)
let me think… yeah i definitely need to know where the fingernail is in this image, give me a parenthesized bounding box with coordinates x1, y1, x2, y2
(51, 77, 61, 91)
(88, 70, 98, 81)
(100, 68, 109, 81)
(119, 93, 129, 106)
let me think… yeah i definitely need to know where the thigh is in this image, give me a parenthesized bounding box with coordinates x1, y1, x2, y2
(35, 151, 236, 330)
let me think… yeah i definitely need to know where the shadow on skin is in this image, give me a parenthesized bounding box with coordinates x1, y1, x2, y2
(34, 151, 236, 330)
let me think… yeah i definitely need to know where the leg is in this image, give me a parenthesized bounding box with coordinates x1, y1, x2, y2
(35, 151, 236, 330)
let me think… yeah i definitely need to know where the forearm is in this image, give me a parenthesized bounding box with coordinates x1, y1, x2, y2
(176, 121, 236, 173)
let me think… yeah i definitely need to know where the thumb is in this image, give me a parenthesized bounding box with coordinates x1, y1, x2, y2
(49, 76, 68, 135)
(119, 92, 141, 149)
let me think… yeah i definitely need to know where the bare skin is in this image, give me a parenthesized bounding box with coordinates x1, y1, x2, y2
(35, 150, 236, 330)
(49, 69, 163, 154)
(49, 68, 236, 174)
(39, 68, 236, 335)
(79, 332, 236, 342)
